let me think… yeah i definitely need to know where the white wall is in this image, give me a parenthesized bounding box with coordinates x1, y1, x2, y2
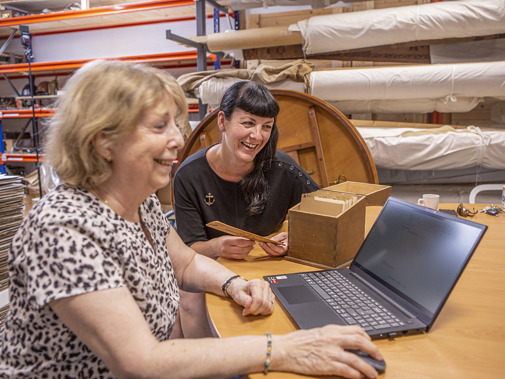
(31, 17, 229, 64)
(0, 15, 232, 97)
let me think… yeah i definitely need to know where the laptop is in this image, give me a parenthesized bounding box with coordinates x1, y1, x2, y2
(264, 197, 487, 339)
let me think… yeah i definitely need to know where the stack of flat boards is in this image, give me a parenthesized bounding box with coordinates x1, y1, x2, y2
(0, 174, 25, 326)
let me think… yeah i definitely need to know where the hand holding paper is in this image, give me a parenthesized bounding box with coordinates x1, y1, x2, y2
(206, 221, 285, 246)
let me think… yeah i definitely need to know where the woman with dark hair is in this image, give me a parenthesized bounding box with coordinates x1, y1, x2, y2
(174, 80, 319, 259)
(172, 81, 319, 338)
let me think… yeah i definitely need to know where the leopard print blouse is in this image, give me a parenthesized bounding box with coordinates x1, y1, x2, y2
(0, 184, 180, 377)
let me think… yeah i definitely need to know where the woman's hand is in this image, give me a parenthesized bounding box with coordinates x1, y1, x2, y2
(214, 235, 255, 259)
(259, 232, 288, 256)
(272, 325, 384, 378)
(226, 278, 275, 316)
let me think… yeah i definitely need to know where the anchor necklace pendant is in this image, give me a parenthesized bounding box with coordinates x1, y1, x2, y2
(204, 193, 215, 206)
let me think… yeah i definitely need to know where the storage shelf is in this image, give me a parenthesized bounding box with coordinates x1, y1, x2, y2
(0, 1, 219, 171)
(1, 152, 44, 163)
(2, 104, 197, 116)
(0, 109, 56, 118)
(0, 1, 234, 76)
(0, 103, 199, 164)
(0, 51, 232, 77)
(0, 51, 210, 77)
(0, 0, 198, 37)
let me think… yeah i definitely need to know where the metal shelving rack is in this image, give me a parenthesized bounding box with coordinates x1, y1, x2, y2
(0, 0, 231, 173)
(0, 1, 195, 32)
(0, 1, 223, 309)
(166, 0, 238, 119)
(0, 109, 53, 166)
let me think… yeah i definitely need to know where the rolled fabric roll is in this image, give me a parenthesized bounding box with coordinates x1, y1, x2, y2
(203, 26, 302, 53)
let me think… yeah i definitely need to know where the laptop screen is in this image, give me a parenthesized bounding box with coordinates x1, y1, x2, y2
(352, 198, 486, 316)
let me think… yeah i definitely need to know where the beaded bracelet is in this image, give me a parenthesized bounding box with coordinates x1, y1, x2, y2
(264, 332, 272, 375)
(221, 275, 245, 297)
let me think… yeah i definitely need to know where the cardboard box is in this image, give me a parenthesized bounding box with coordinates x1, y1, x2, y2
(0, 52, 24, 64)
(287, 190, 366, 268)
(325, 181, 391, 206)
(3, 139, 32, 152)
(1, 9, 29, 18)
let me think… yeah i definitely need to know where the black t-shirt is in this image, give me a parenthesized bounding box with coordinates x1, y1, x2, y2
(174, 147, 319, 246)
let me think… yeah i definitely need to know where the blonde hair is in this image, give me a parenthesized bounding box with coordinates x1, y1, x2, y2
(45, 60, 190, 189)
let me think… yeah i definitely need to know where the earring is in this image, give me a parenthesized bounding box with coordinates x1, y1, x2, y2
(106, 156, 112, 162)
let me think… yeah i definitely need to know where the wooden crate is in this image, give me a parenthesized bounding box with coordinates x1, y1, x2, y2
(287, 191, 366, 268)
(325, 181, 391, 206)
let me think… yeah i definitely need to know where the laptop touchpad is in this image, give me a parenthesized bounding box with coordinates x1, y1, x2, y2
(278, 285, 319, 304)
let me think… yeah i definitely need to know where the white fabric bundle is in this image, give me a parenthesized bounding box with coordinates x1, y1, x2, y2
(292, 0, 505, 55)
(309, 61, 505, 103)
(357, 126, 505, 170)
(198, 77, 305, 109)
(327, 97, 482, 114)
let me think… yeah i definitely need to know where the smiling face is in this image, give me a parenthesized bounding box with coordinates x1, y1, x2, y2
(219, 108, 274, 166)
(107, 97, 184, 197)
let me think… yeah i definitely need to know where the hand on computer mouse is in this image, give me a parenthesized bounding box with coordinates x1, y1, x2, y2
(346, 349, 387, 374)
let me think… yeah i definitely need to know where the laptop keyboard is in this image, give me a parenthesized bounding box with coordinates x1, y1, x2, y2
(301, 271, 405, 332)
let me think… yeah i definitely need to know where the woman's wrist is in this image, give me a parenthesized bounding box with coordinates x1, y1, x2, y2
(267, 332, 306, 374)
(264, 332, 272, 374)
(264, 334, 287, 373)
(222, 275, 247, 298)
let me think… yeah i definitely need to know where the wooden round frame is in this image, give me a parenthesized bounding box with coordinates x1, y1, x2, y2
(177, 89, 378, 186)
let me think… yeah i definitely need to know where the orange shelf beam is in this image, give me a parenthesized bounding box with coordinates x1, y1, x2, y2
(0, 1, 194, 27)
(34, 13, 234, 37)
(1, 153, 44, 163)
(1, 109, 56, 118)
(0, 52, 232, 79)
(0, 51, 203, 75)
(0, 104, 199, 120)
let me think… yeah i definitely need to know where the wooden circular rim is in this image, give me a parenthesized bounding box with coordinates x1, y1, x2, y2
(177, 89, 378, 184)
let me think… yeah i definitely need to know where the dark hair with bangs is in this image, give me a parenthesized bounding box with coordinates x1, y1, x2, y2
(219, 81, 280, 215)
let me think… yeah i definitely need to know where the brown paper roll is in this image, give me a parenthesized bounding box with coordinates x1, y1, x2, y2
(204, 26, 302, 53)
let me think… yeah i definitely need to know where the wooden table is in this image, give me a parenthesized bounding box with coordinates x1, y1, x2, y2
(206, 203, 505, 378)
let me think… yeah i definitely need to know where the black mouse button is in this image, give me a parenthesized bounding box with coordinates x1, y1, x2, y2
(346, 349, 386, 374)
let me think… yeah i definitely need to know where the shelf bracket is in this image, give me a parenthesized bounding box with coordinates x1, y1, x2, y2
(0, 28, 18, 57)
(206, 0, 233, 29)
(165, 0, 234, 120)
(1, 73, 21, 97)
(166, 30, 207, 51)
(11, 119, 32, 153)
(205, 0, 228, 15)
(166, 28, 208, 119)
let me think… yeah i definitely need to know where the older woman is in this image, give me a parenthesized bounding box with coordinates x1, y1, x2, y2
(0, 60, 382, 378)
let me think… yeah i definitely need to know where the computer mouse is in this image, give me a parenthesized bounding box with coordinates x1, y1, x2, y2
(346, 349, 386, 374)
